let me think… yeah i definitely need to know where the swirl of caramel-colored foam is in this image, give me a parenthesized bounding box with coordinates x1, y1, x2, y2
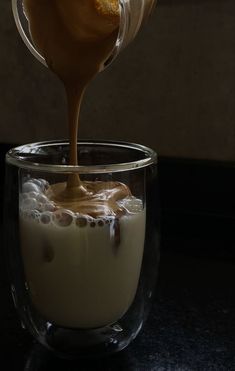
(46, 181, 131, 218)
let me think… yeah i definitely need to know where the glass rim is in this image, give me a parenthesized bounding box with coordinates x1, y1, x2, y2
(6, 140, 158, 174)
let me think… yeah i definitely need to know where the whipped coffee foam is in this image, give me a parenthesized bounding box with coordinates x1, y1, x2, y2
(20, 178, 146, 328)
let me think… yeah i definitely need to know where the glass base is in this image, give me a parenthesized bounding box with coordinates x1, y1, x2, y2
(39, 321, 143, 359)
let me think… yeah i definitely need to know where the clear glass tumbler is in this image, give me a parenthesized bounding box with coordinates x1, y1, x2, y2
(4, 141, 160, 358)
(12, 0, 157, 69)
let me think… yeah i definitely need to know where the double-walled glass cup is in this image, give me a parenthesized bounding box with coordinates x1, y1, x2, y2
(12, 0, 157, 69)
(5, 141, 160, 358)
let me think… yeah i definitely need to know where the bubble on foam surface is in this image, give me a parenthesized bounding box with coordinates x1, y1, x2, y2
(97, 219, 105, 227)
(22, 178, 49, 192)
(22, 181, 41, 194)
(29, 191, 39, 199)
(21, 197, 38, 211)
(30, 210, 41, 221)
(75, 214, 104, 228)
(53, 209, 74, 227)
(36, 194, 48, 204)
(31, 179, 42, 187)
(118, 197, 143, 213)
(22, 209, 40, 221)
(76, 215, 88, 228)
(40, 212, 53, 225)
(76, 215, 112, 228)
(44, 202, 56, 212)
(37, 178, 49, 190)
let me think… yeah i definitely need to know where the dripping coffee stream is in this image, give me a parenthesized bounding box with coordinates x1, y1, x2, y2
(24, 0, 121, 204)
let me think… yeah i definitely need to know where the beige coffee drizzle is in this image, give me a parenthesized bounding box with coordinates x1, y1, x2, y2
(23, 0, 132, 216)
(47, 180, 131, 218)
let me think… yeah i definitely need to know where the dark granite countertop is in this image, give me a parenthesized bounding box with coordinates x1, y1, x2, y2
(0, 250, 234, 371)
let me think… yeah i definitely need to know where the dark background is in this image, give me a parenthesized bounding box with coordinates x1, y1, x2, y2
(1, 0, 235, 369)
(1, 0, 235, 161)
